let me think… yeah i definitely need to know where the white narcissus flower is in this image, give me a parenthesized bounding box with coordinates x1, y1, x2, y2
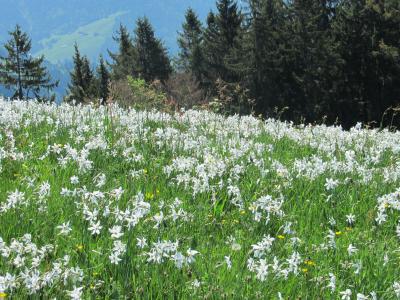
(340, 289, 352, 300)
(88, 221, 102, 235)
(67, 286, 83, 300)
(57, 221, 72, 236)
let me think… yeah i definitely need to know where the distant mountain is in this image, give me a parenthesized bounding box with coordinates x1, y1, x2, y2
(0, 0, 217, 99)
(0, 0, 216, 62)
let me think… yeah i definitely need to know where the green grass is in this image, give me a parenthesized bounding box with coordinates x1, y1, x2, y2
(0, 101, 400, 299)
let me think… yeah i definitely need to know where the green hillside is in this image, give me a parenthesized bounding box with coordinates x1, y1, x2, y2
(35, 12, 127, 64)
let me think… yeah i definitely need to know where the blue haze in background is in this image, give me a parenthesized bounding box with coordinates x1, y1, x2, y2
(0, 0, 216, 99)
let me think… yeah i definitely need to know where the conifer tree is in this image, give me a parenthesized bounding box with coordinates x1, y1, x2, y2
(0, 24, 58, 100)
(177, 8, 204, 81)
(96, 55, 110, 104)
(66, 44, 96, 104)
(108, 24, 137, 80)
(134, 17, 172, 82)
(332, 0, 400, 126)
(202, 0, 243, 84)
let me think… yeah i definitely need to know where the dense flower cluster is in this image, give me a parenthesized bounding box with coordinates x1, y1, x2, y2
(1, 98, 400, 298)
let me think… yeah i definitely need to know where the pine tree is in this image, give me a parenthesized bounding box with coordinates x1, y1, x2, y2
(134, 17, 172, 82)
(177, 8, 204, 81)
(66, 44, 96, 104)
(0, 24, 58, 100)
(108, 24, 137, 80)
(96, 55, 110, 104)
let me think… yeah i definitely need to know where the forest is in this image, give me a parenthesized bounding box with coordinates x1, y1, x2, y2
(1, 0, 400, 128)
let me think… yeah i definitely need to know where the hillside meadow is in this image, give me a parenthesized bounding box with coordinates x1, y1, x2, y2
(1, 99, 400, 299)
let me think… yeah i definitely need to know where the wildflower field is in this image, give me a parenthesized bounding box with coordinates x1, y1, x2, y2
(1, 99, 400, 299)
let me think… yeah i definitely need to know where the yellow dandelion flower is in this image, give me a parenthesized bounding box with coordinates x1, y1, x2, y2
(0, 292, 7, 299)
(302, 268, 308, 273)
(335, 231, 342, 236)
(305, 260, 316, 266)
(76, 244, 84, 251)
(277, 235, 285, 240)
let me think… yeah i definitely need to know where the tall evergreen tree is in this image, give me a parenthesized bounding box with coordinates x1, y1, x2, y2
(177, 8, 204, 81)
(0, 24, 58, 100)
(202, 0, 243, 85)
(96, 55, 110, 104)
(66, 44, 96, 104)
(283, 0, 342, 121)
(134, 17, 172, 82)
(108, 24, 137, 80)
(232, 0, 287, 114)
(332, 0, 400, 127)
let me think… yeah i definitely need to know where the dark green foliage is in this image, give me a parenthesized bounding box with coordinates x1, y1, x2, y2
(202, 1, 243, 86)
(177, 8, 204, 82)
(66, 44, 97, 104)
(97, 55, 110, 104)
(134, 17, 172, 82)
(0, 25, 58, 100)
(183, 0, 400, 128)
(108, 25, 137, 80)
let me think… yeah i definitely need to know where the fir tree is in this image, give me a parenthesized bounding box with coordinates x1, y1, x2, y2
(96, 55, 110, 104)
(134, 17, 172, 82)
(177, 8, 204, 81)
(108, 24, 137, 80)
(332, 0, 400, 127)
(202, 0, 243, 85)
(0, 24, 58, 100)
(66, 44, 96, 104)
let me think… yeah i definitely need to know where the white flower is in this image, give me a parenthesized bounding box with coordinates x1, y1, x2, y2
(357, 293, 368, 300)
(225, 256, 232, 269)
(191, 279, 201, 288)
(340, 289, 352, 300)
(136, 237, 147, 249)
(347, 244, 358, 256)
(88, 221, 102, 235)
(57, 221, 72, 236)
(186, 249, 199, 264)
(394, 281, 400, 298)
(346, 214, 356, 225)
(109, 252, 122, 265)
(327, 273, 336, 293)
(171, 251, 185, 269)
(109, 225, 123, 239)
(325, 178, 339, 191)
(70, 176, 79, 185)
(67, 286, 83, 300)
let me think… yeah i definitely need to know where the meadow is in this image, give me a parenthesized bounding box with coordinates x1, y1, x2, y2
(1, 99, 400, 299)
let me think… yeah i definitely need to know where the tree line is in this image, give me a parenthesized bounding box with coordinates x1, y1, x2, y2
(1, 0, 400, 128)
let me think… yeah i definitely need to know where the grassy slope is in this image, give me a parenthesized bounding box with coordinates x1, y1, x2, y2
(0, 102, 400, 298)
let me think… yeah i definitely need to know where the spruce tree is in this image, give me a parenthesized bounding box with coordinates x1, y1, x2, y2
(0, 24, 58, 100)
(108, 24, 137, 80)
(202, 0, 243, 85)
(96, 55, 110, 104)
(177, 8, 204, 81)
(134, 17, 172, 82)
(66, 44, 96, 104)
(333, 0, 400, 127)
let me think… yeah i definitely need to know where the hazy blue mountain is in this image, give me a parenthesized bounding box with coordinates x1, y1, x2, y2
(0, 0, 216, 62)
(0, 0, 218, 99)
